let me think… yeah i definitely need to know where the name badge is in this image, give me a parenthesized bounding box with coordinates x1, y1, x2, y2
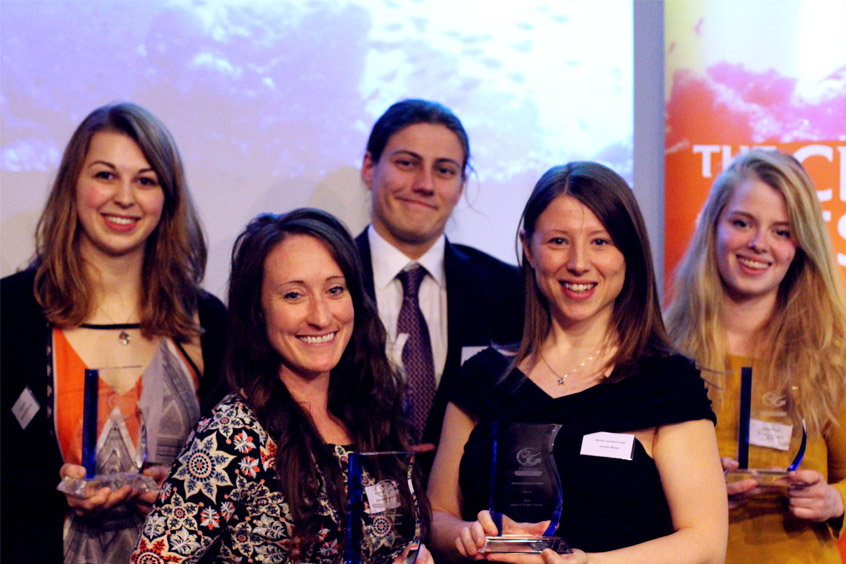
(580, 432, 634, 461)
(749, 419, 792, 451)
(12, 386, 40, 430)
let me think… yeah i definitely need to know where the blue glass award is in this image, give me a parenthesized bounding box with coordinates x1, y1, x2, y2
(346, 451, 421, 564)
(726, 366, 807, 487)
(56, 368, 157, 497)
(481, 422, 572, 554)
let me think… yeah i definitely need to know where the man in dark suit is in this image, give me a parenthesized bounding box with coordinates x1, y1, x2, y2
(355, 100, 523, 466)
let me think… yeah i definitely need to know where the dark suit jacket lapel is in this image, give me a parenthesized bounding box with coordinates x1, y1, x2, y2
(422, 239, 469, 445)
(355, 229, 377, 300)
(443, 239, 471, 379)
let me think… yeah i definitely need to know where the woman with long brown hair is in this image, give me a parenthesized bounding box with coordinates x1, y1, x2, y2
(427, 162, 727, 563)
(0, 102, 227, 563)
(133, 209, 432, 563)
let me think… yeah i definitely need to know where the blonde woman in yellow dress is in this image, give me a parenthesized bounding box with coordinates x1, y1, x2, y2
(666, 149, 846, 563)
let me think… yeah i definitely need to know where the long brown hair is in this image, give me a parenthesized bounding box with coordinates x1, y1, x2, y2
(33, 102, 206, 340)
(225, 209, 424, 551)
(514, 162, 673, 378)
(666, 150, 846, 434)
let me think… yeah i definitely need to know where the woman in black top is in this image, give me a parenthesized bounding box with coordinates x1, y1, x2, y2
(427, 162, 727, 563)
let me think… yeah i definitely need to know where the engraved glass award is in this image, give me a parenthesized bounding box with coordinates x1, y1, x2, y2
(57, 368, 157, 497)
(726, 367, 807, 487)
(346, 451, 421, 564)
(481, 422, 572, 554)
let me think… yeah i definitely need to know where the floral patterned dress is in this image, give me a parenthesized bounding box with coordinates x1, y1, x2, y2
(132, 394, 415, 563)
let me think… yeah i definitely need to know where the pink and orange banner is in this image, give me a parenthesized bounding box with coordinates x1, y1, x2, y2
(664, 1, 846, 558)
(663, 0, 846, 292)
(665, 141, 846, 288)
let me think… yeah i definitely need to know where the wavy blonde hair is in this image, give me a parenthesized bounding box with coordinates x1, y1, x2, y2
(33, 102, 207, 340)
(666, 150, 846, 434)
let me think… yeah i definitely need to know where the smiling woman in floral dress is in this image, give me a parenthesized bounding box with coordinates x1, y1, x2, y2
(133, 209, 432, 563)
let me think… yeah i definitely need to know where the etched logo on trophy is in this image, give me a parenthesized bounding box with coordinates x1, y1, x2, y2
(516, 447, 542, 468)
(481, 422, 572, 555)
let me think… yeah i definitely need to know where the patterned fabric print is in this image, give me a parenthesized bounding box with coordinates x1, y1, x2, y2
(396, 266, 436, 443)
(133, 395, 358, 564)
(171, 432, 236, 499)
(57, 334, 202, 564)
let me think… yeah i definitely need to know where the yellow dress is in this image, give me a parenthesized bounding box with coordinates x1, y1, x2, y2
(715, 355, 846, 563)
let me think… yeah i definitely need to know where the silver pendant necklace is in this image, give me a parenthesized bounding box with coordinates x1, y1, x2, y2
(540, 348, 602, 387)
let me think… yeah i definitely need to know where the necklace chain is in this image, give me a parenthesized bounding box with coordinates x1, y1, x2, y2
(540, 348, 602, 387)
(85, 306, 139, 346)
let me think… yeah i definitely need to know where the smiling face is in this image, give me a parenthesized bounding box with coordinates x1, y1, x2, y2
(361, 123, 465, 259)
(261, 234, 355, 384)
(75, 131, 165, 261)
(715, 176, 797, 305)
(523, 195, 626, 332)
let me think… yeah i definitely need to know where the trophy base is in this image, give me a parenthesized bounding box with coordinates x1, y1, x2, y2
(726, 469, 791, 487)
(399, 541, 420, 564)
(481, 535, 572, 554)
(57, 472, 158, 497)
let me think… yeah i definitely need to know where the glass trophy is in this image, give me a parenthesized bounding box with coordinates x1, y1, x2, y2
(725, 367, 807, 487)
(481, 422, 572, 554)
(346, 451, 421, 564)
(57, 368, 157, 497)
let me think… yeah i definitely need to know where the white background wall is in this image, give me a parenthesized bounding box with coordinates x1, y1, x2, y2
(1, 0, 654, 300)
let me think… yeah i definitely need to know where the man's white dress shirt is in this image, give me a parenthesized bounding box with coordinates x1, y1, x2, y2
(367, 225, 448, 386)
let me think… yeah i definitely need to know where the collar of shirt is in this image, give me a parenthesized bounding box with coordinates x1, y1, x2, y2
(366, 224, 448, 384)
(367, 225, 446, 289)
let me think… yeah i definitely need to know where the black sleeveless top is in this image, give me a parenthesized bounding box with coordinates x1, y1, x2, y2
(450, 348, 715, 553)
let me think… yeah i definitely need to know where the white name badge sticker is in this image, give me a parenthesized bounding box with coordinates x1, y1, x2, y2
(461, 346, 487, 365)
(364, 479, 403, 513)
(580, 432, 635, 461)
(12, 386, 40, 430)
(749, 419, 792, 451)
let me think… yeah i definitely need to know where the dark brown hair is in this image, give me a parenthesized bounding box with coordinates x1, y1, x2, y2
(515, 162, 673, 378)
(366, 98, 471, 179)
(225, 208, 424, 550)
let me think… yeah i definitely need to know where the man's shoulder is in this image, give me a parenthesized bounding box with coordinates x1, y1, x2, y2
(197, 290, 227, 321)
(447, 242, 519, 274)
(354, 228, 370, 254)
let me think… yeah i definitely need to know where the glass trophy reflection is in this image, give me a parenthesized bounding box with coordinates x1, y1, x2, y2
(57, 367, 157, 497)
(346, 451, 421, 564)
(481, 422, 572, 554)
(726, 366, 807, 487)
